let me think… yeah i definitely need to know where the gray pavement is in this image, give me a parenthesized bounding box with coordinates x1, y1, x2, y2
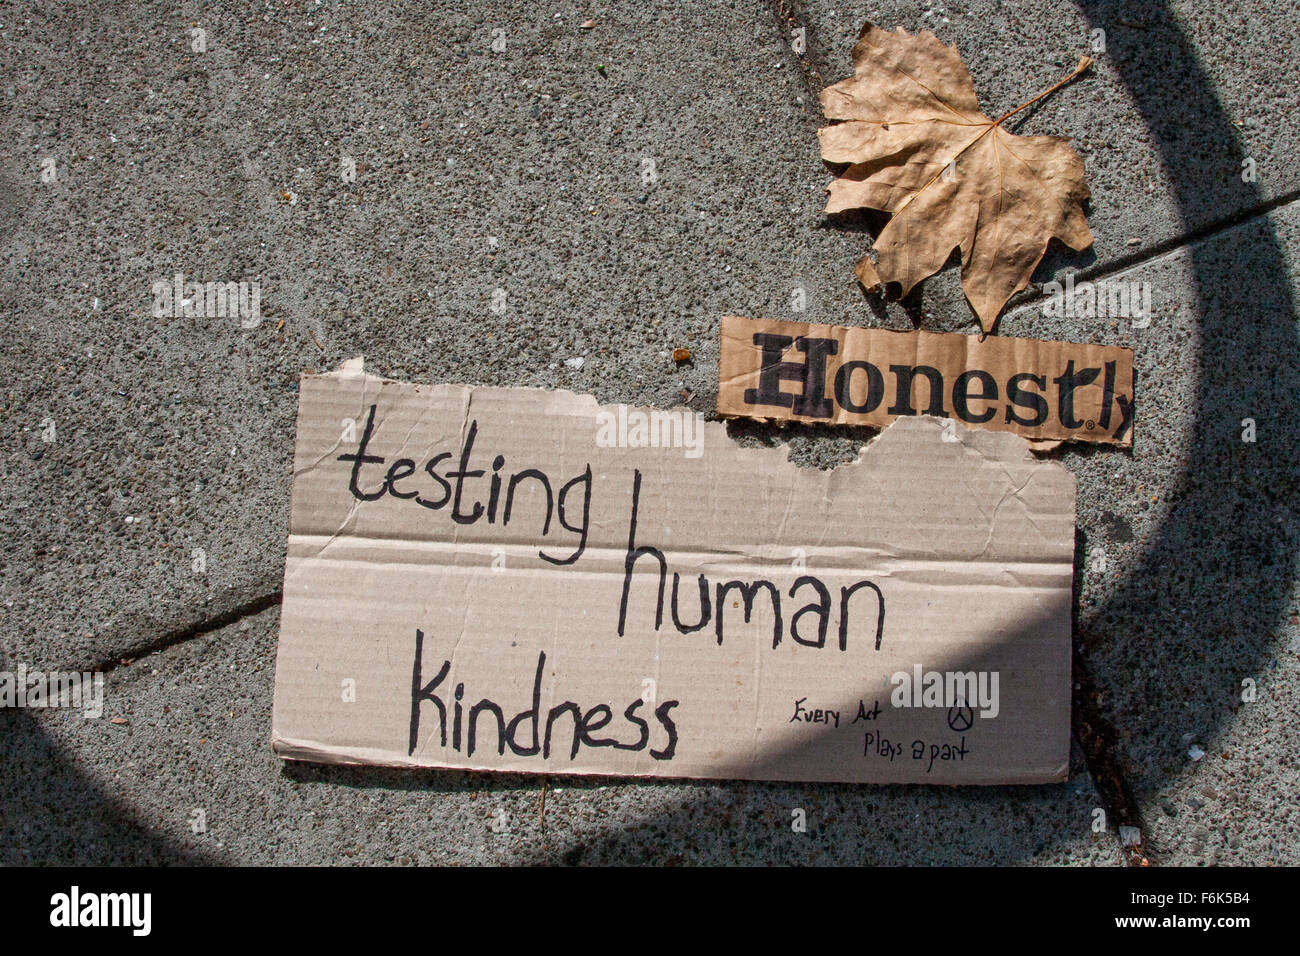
(1, 0, 1297, 865)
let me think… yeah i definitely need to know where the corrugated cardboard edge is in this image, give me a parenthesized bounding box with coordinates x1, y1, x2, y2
(269, 733, 1069, 785)
(715, 401, 1069, 457)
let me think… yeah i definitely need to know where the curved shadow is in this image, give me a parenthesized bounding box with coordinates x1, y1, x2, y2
(1062, 0, 1299, 832)
(504, 0, 1299, 864)
(0, 708, 214, 865)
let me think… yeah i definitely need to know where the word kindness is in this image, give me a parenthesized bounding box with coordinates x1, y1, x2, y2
(409, 638, 679, 761)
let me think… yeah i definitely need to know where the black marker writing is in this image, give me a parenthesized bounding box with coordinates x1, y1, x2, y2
(339, 404, 592, 565)
(409, 631, 679, 761)
(616, 469, 885, 650)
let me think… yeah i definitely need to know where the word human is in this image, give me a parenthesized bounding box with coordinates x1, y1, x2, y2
(339, 403, 592, 565)
(617, 470, 885, 650)
(409, 635, 679, 762)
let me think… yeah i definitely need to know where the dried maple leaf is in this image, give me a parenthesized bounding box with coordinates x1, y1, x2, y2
(820, 23, 1094, 331)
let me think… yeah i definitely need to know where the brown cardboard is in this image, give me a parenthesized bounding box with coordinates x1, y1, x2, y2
(719, 315, 1134, 447)
(271, 358, 1077, 784)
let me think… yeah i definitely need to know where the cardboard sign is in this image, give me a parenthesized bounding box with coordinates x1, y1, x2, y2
(271, 359, 1077, 784)
(719, 315, 1134, 446)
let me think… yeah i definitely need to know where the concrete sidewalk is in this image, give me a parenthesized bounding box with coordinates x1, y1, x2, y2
(1, 0, 1296, 864)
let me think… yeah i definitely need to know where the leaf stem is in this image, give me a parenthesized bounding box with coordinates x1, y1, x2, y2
(993, 56, 1092, 127)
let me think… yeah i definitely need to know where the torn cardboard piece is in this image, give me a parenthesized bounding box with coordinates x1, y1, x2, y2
(271, 359, 1076, 784)
(855, 256, 883, 293)
(719, 315, 1134, 447)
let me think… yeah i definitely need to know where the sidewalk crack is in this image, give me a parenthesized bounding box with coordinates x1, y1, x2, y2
(88, 588, 283, 674)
